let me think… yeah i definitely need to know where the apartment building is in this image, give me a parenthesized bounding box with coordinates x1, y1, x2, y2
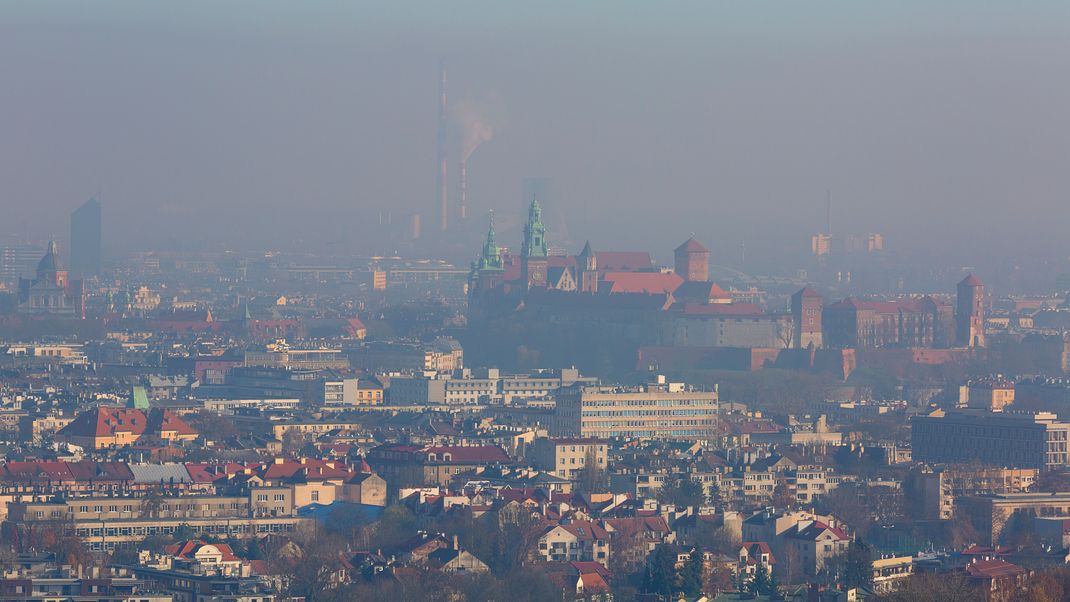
(322, 377, 384, 407)
(908, 466, 1037, 520)
(552, 376, 719, 439)
(958, 492, 1070, 545)
(537, 520, 611, 566)
(526, 437, 608, 480)
(912, 409, 1070, 470)
(4, 490, 305, 551)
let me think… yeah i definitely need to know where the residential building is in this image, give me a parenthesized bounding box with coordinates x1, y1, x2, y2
(56, 407, 198, 449)
(908, 466, 1037, 520)
(537, 520, 611, 566)
(871, 556, 913, 594)
(526, 437, 607, 480)
(552, 376, 719, 439)
(323, 377, 384, 407)
(960, 377, 1015, 411)
(367, 444, 512, 487)
(4, 492, 307, 551)
(959, 492, 1070, 544)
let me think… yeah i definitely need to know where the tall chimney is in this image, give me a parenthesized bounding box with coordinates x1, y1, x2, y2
(437, 61, 448, 232)
(459, 160, 468, 220)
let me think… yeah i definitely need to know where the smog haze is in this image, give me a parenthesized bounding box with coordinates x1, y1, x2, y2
(2, 1, 1069, 271)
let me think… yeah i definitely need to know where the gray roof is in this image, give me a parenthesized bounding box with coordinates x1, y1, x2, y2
(129, 463, 192, 484)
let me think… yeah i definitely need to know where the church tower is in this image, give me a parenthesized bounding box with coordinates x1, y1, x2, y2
(674, 237, 709, 282)
(578, 240, 598, 293)
(956, 274, 985, 348)
(521, 197, 548, 290)
(468, 212, 506, 299)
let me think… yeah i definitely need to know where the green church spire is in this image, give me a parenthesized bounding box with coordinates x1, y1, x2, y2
(522, 196, 547, 258)
(477, 211, 504, 271)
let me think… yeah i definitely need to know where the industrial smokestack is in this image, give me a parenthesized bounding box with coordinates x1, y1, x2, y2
(452, 94, 496, 223)
(437, 61, 448, 232)
(459, 160, 468, 220)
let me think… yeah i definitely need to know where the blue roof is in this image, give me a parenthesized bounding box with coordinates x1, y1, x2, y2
(297, 501, 384, 523)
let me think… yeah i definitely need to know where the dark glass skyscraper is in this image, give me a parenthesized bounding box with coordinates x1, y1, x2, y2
(70, 198, 102, 277)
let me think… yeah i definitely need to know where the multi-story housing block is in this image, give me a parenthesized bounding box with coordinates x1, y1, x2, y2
(552, 376, 719, 439)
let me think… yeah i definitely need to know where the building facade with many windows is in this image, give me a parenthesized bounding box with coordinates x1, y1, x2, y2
(551, 376, 719, 439)
(912, 409, 1070, 470)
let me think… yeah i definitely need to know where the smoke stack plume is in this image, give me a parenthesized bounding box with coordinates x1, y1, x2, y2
(452, 94, 500, 224)
(437, 61, 448, 232)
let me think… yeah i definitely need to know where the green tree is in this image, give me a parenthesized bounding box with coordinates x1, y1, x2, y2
(371, 505, 417, 550)
(748, 564, 771, 595)
(680, 547, 704, 597)
(644, 544, 677, 598)
(139, 487, 165, 519)
(573, 448, 609, 496)
(172, 523, 198, 541)
(658, 475, 706, 507)
(246, 537, 264, 560)
(843, 539, 874, 590)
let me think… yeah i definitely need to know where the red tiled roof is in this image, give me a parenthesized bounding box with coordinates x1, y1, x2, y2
(57, 407, 197, 440)
(1, 461, 76, 481)
(146, 409, 198, 437)
(65, 461, 134, 481)
(59, 407, 148, 438)
(966, 559, 1026, 580)
(675, 238, 709, 254)
(601, 271, 682, 295)
(165, 540, 240, 562)
(554, 520, 610, 541)
(789, 521, 849, 542)
(571, 561, 612, 580)
(741, 542, 776, 564)
(422, 446, 510, 464)
(260, 459, 352, 481)
(578, 572, 610, 593)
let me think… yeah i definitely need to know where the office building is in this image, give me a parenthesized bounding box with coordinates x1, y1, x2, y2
(552, 376, 719, 439)
(912, 409, 1070, 470)
(70, 198, 102, 277)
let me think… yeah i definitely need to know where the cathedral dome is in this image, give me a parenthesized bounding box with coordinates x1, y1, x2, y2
(37, 240, 64, 274)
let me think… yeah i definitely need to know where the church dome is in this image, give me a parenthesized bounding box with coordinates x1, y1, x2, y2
(37, 240, 64, 274)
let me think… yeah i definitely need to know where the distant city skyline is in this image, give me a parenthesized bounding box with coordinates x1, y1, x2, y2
(2, 2, 1070, 274)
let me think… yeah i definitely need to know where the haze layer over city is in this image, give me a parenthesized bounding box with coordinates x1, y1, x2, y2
(3, 2, 1070, 602)
(4, 2, 1070, 274)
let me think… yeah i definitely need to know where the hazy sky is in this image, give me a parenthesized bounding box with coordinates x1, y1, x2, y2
(2, 1, 1069, 268)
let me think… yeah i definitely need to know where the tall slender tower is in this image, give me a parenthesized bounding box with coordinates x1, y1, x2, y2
(437, 61, 448, 232)
(956, 275, 986, 347)
(520, 197, 548, 290)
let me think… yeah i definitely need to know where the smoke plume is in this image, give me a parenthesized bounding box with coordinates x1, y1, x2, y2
(452, 94, 503, 161)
